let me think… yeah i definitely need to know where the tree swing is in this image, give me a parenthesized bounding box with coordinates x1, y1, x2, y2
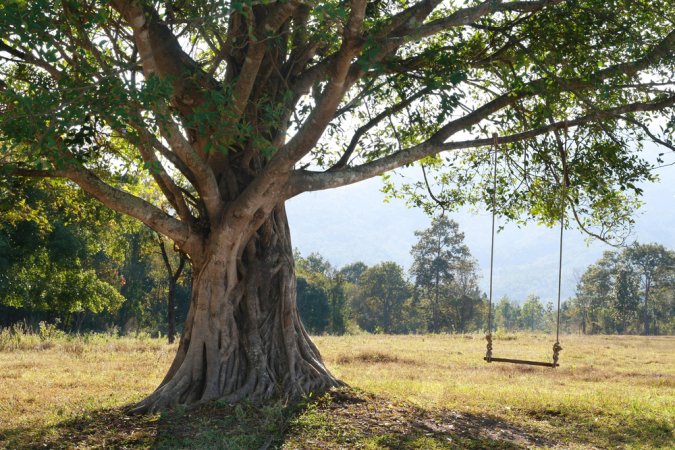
(484, 133, 564, 368)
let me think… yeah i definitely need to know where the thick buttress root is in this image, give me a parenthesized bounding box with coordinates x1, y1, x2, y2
(131, 208, 343, 414)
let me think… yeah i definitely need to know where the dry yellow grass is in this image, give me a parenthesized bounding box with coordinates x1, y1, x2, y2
(0, 332, 673, 449)
(0, 334, 176, 444)
(316, 333, 674, 448)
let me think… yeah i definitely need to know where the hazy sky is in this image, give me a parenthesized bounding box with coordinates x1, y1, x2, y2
(286, 145, 675, 303)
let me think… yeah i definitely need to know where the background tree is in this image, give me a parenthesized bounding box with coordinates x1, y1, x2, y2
(624, 244, 675, 335)
(494, 296, 521, 331)
(649, 282, 675, 335)
(570, 251, 617, 334)
(0, 180, 126, 329)
(116, 230, 156, 333)
(157, 235, 188, 344)
(326, 272, 348, 335)
(612, 265, 640, 333)
(338, 262, 368, 285)
(567, 244, 674, 334)
(1, 0, 674, 410)
(0, 181, 193, 336)
(295, 251, 348, 334)
(351, 262, 410, 333)
(520, 295, 546, 331)
(410, 216, 481, 332)
(297, 252, 334, 277)
(447, 258, 484, 332)
(295, 276, 330, 334)
(115, 226, 192, 337)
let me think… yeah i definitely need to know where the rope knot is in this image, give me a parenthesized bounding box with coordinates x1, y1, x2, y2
(485, 333, 493, 362)
(552, 341, 563, 367)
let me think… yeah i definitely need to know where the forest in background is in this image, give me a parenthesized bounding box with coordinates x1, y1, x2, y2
(1, 183, 673, 338)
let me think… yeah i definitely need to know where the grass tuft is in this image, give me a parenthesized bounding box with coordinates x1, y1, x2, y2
(336, 350, 416, 365)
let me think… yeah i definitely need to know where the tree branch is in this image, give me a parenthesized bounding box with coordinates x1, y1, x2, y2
(153, 104, 222, 219)
(284, 12, 674, 196)
(329, 86, 435, 171)
(125, 122, 200, 187)
(66, 166, 191, 245)
(136, 140, 194, 222)
(428, 27, 675, 145)
(110, 0, 220, 116)
(271, 0, 368, 170)
(4, 168, 68, 178)
(289, 95, 675, 193)
(413, 0, 565, 40)
(290, 0, 444, 97)
(625, 117, 675, 152)
(7, 157, 192, 246)
(229, 1, 301, 121)
(0, 41, 63, 81)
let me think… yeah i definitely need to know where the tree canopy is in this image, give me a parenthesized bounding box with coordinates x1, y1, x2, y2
(1, 0, 673, 242)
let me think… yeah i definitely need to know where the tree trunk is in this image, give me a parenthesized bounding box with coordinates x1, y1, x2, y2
(581, 314, 586, 334)
(133, 206, 342, 413)
(75, 311, 86, 333)
(643, 278, 651, 335)
(167, 279, 176, 344)
(158, 237, 186, 345)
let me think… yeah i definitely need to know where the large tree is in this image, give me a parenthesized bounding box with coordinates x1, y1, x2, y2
(1, 0, 673, 411)
(624, 243, 675, 335)
(410, 216, 479, 332)
(351, 261, 411, 333)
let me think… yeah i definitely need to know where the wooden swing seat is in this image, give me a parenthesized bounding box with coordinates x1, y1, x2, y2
(484, 356, 558, 368)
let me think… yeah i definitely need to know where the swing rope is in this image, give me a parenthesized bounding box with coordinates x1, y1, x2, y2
(485, 133, 564, 368)
(553, 183, 564, 366)
(485, 133, 498, 362)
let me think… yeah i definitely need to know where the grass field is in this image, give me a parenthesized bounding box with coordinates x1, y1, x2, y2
(0, 330, 673, 449)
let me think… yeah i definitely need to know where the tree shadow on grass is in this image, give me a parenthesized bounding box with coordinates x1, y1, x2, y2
(0, 397, 299, 449)
(282, 390, 551, 450)
(1, 389, 671, 449)
(0, 400, 291, 449)
(525, 407, 674, 450)
(0, 406, 158, 449)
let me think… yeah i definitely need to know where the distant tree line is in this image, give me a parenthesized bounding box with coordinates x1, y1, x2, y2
(490, 295, 559, 333)
(294, 217, 488, 335)
(1, 185, 672, 337)
(564, 244, 674, 335)
(294, 217, 573, 335)
(294, 221, 673, 336)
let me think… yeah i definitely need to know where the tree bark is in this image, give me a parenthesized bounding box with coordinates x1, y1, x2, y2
(133, 205, 342, 413)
